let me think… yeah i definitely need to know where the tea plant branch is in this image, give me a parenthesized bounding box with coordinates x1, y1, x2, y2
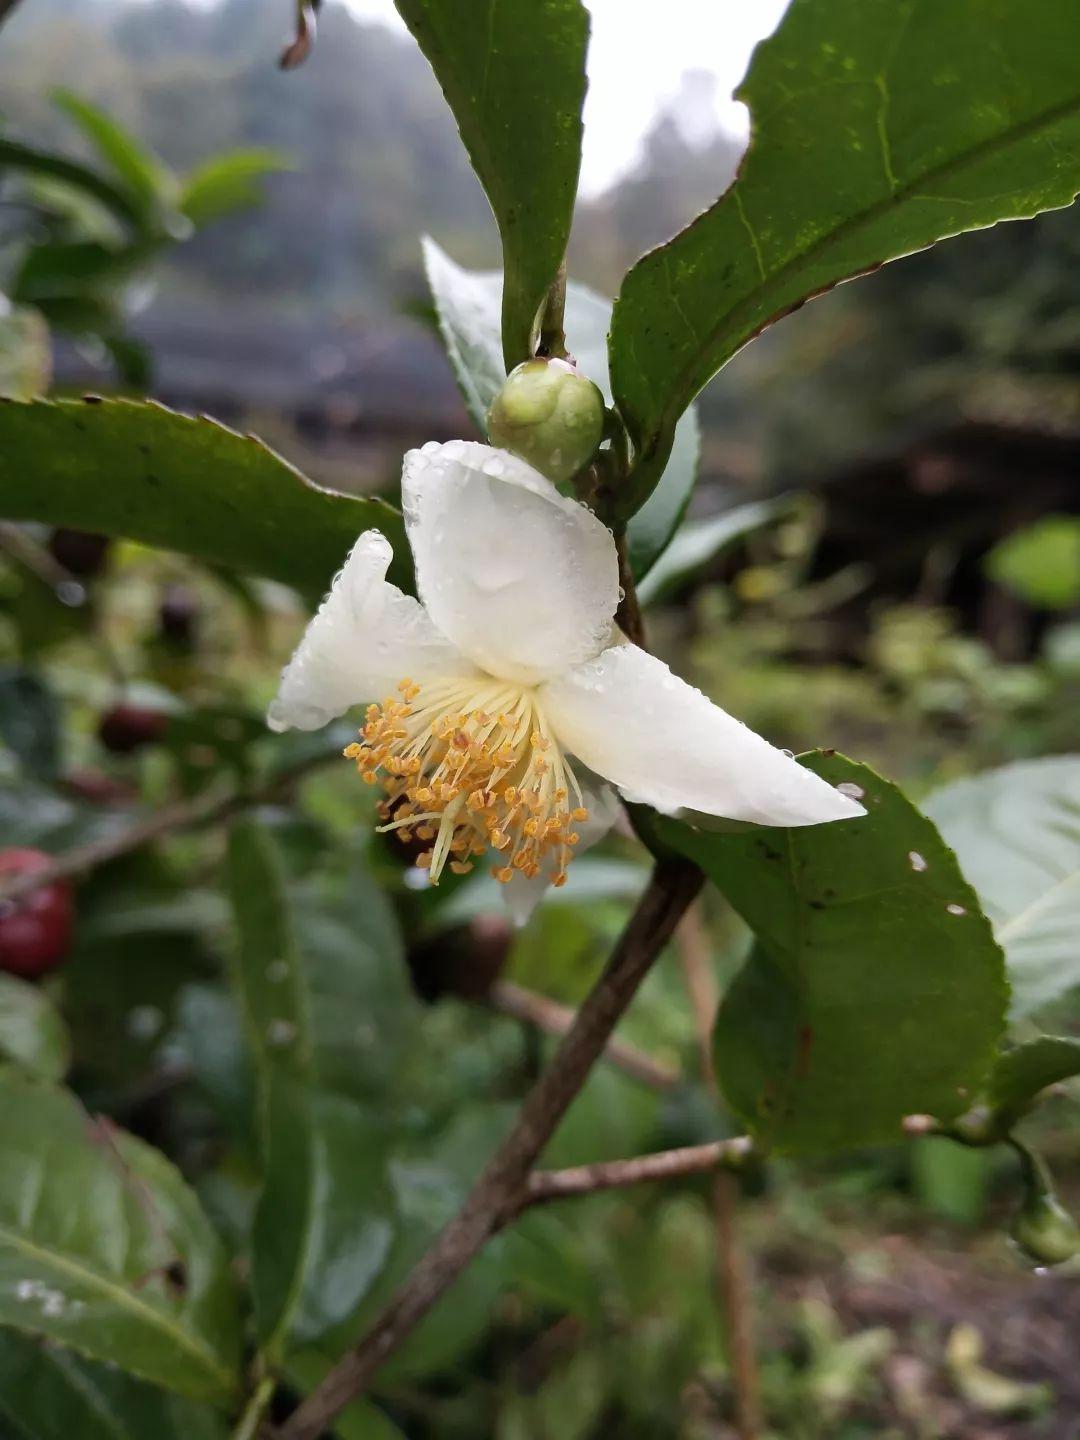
(279, 856, 704, 1440)
(484, 978, 679, 1092)
(0, 750, 339, 906)
(524, 1135, 753, 1205)
(279, 0, 320, 69)
(615, 534, 647, 647)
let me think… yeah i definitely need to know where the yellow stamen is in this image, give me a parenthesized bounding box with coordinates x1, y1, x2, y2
(347, 676, 589, 888)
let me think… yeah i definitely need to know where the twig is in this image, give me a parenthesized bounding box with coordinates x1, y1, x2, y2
(279, 858, 703, 1440)
(0, 752, 338, 905)
(615, 534, 647, 648)
(526, 1136, 753, 1204)
(0, 0, 25, 29)
(677, 906, 763, 1440)
(485, 978, 679, 1092)
(232, 1377, 276, 1440)
(280, 0, 320, 68)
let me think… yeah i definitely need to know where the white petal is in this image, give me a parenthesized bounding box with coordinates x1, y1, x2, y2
(267, 530, 476, 732)
(402, 440, 619, 685)
(502, 775, 621, 927)
(541, 644, 866, 826)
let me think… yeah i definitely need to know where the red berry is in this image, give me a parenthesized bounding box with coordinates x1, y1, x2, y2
(98, 703, 169, 755)
(0, 849, 74, 979)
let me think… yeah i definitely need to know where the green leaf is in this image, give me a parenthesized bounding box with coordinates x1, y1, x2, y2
(985, 515, 1080, 610)
(636, 498, 788, 606)
(226, 822, 393, 1365)
(0, 139, 143, 228)
(0, 778, 128, 854)
(11, 241, 152, 308)
(0, 975, 70, 1082)
(0, 1329, 228, 1440)
(910, 1136, 988, 1225)
(609, 0, 1080, 507)
(0, 399, 409, 597)
(309, 1148, 509, 1382)
(0, 1070, 241, 1404)
(984, 1036, 1080, 1130)
(656, 752, 1008, 1153)
(398, 0, 588, 369)
(422, 239, 698, 577)
(924, 757, 1080, 1017)
(293, 883, 415, 1107)
(62, 861, 222, 1089)
(0, 303, 51, 401)
(179, 150, 292, 228)
(0, 668, 60, 780)
(51, 89, 173, 227)
(332, 1402, 408, 1440)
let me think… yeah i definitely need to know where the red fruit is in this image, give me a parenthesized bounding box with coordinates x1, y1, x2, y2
(0, 848, 74, 978)
(98, 703, 169, 755)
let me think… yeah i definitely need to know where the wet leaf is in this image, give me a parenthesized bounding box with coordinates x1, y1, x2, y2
(610, 0, 1080, 508)
(226, 821, 393, 1364)
(0, 1329, 228, 1440)
(0, 399, 408, 598)
(0, 975, 70, 1082)
(0, 1071, 241, 1404)
(398, 0, 588, 368)
(657, 753, 1008, 1152)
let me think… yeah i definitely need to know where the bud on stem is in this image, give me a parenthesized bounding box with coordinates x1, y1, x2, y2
(488, 357, 605, 485)
(1009, 1141, 1080, 1266)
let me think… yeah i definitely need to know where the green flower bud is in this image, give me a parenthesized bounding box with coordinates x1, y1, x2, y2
(487, 357, 605, 485)
(1011, 1191, 1080, 1267)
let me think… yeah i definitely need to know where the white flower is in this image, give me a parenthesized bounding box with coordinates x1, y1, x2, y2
(269, 441, 864, 915)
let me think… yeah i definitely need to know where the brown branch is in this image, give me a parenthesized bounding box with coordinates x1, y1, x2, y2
(485, 978, 678, 1092)
(279, 0, 320, 69)
(279, 858, 703, 1440)
(0, 752, 338, 906)
(615, 534, 647, 648)
(526, 1136, 752, 1205)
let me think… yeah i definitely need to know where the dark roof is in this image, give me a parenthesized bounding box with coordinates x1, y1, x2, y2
(55, 302, 468, 430)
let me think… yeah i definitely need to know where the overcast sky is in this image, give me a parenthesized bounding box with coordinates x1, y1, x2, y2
(344, 0, 791, 195)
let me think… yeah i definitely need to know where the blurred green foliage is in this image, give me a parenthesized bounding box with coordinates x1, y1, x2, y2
(0, 5, 1076, 1437)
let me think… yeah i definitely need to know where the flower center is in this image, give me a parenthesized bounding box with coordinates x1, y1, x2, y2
(345, 678, 589, 886)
